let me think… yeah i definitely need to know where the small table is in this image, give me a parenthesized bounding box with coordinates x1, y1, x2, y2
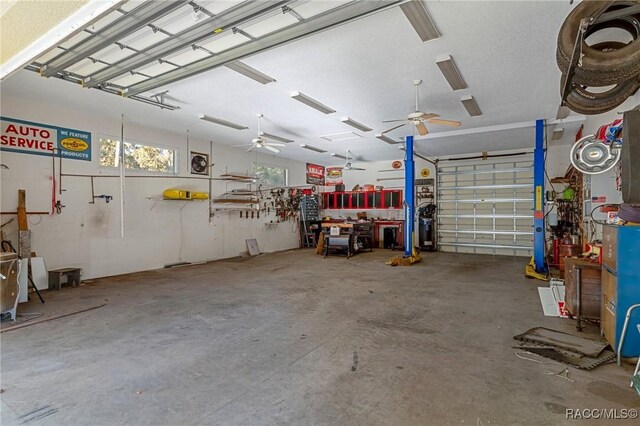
(49, 268, 82, 290)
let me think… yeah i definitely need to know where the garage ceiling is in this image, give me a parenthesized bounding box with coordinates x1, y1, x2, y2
(0, 0, 585, 164)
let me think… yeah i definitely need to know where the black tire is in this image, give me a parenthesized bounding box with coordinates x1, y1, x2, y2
(557, 0, 640, 86)
(562, 74, 640, 115)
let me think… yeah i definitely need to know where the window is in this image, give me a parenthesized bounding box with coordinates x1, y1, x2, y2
(99, 137, 177, 173)
(252, 162, 288, 187)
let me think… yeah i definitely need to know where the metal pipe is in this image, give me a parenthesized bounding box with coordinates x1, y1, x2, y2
(120, 115, 125, 239)
(438, 214, 531, 219)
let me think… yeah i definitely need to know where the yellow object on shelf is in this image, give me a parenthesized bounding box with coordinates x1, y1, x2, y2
(162, 189, 209, 200)
(190, 192, 208, 200)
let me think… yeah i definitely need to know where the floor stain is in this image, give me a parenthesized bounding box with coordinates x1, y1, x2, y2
(544, 401, 568, 414)
(587, 380, 640, 407)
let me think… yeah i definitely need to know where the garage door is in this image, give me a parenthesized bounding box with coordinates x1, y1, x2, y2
(436, 155, 534, 256)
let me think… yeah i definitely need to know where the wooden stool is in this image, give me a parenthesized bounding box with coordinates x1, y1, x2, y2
(48, 268, 82, 290)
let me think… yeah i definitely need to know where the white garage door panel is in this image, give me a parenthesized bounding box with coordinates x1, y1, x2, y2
(437, 156, 534, 256)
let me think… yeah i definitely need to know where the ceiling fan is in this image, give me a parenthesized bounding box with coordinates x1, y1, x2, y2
(343, 150, 365, 171)
(382, 79, 461, 136)
(232, 114, 287, 153)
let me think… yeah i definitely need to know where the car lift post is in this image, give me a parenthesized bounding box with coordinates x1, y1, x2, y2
(404, 135, 415, 257)
(534, 119, 548, 274)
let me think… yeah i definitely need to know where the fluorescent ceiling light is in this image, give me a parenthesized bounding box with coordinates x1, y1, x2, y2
(460, 95, 482, 117)
(225, 61, 276, 84)
(300, 144, 327, 153)
(552, 127, 564, 140)
(198, 113, 247, 130)
(260, 132, 293, 143)
(340, 117, 372, 132)
(320, 132, 362, 142)
(331, 152, 348, 160)
(376, 133, 402, 144)
(290, 91, 336, 114)
(556, 105, 570, 120)
(400, 0, 440, 42)
(436, 54, 467, 90)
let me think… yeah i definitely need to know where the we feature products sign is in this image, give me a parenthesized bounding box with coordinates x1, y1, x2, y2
(0, 117, 92, 161)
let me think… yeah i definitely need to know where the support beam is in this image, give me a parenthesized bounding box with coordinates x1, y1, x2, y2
(533, 119, 548, 274)
(83, 1, 289, 88)
(404, 136, 415, 257)
(41, 0, 188, 77)
(123, 0, 402, 97)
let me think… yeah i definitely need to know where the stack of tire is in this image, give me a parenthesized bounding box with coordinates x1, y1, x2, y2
(557, 1, 640, 115)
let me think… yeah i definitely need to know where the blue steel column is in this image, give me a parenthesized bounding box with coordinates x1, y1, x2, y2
(404, 135, 415, 257)
(533, 119, 547, 273)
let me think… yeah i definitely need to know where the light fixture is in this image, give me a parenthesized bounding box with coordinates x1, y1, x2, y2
(320, 132, 362, 142)
(376, 133, 402, 144)
(340, 117, 372, 132)
(556, 105, 570, 120)
(400, 0, 440, 42)
(552, 127, 564, 140)
(331, 153, 348, 160)
(436, 54, 467, 90)
(460, 95, 482, 117)
(198, 114, 248, 130)
(300, 144, 327, 153)
(290, 91, 336, 114)
(225, 61, 276, 84)
(259, 132, 293, 143)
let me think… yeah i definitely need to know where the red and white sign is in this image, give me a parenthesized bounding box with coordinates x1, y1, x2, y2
(306, 163, 325, 185)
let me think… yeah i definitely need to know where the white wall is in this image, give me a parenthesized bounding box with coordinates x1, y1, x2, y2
(0, 94, 306, 279)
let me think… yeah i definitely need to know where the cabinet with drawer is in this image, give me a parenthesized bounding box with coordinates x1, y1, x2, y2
(601, 225, 640, 357)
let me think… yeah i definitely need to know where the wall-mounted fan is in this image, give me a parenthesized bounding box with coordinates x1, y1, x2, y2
(382, 79, 461, 135)
(190, 151, 210, 175)
(232, 114, 290, 153)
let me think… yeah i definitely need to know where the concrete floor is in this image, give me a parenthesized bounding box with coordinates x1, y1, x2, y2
(1, 250, 638, 425)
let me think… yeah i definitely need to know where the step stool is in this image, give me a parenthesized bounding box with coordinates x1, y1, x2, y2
(48, 268, 82, 290)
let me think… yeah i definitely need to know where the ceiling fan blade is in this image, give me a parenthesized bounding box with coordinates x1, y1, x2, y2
(419, 113, 440, 120)
(263, 145, 280, 153)
(382, 123, 407, 134)
(231, 143, 252, 148)
(416, 122, 429, 136)
(382, 119, 407, 123)
(265, 142, 286, 147)
(428, 118, 462, 127)
(246, 146, 256, 152)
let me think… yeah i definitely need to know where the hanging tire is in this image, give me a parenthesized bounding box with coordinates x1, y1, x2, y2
(557, 0, 640, 86)
(562, 74, 640, 115)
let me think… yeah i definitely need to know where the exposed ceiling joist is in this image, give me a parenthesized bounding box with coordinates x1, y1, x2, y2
(83, 0, 289, 88)
(123, 0, 403, 97)
(40, 0, 188, 78)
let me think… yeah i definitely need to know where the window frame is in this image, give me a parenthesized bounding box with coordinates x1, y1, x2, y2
(98, 135, 179, 175)
(252, 161, 289, 187)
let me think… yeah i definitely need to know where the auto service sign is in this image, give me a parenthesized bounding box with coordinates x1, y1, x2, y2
(1, 116, 92, 161)
(306, 163, 325, 185)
